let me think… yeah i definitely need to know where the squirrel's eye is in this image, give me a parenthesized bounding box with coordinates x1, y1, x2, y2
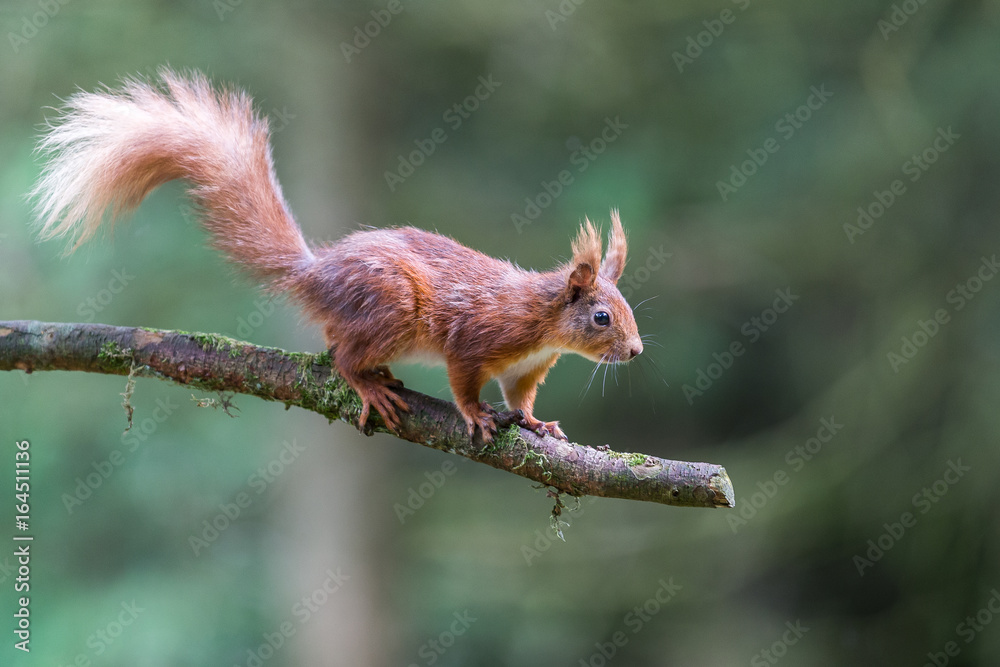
(593, 311, 611, 326)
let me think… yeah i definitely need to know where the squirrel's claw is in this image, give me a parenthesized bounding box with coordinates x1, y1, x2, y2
(463, 402, 499, 443)
(543, 421, 568, 441)
(519, 414, 568, 441)
(356, 383, 410, 435)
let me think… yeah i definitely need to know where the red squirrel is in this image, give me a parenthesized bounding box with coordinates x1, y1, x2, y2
(31, 69, 643, 442)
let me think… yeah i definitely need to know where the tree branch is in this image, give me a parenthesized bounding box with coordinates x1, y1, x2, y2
(0, 320, 734, 509)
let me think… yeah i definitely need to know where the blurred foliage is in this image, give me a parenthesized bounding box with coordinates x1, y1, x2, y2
(2, 0, 1000, 665)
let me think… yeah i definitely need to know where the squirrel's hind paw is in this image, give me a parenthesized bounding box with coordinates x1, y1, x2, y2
(372, 365, 404, 389)
(356, 384, 410, 434)
(463, 402, 499, 443)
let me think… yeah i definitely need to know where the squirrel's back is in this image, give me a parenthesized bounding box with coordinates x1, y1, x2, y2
(295, 226, 557, 357)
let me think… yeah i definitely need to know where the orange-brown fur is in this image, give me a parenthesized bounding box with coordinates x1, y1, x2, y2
(31, 69, 643, 441)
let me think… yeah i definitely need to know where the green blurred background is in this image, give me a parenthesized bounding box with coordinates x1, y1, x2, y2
(2, 0, 1000, 665)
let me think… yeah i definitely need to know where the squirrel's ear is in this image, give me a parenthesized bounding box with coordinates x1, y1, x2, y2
(599, 209, 627, 284)
(566, 262, 596, 303)
(566, 218, 601, 301)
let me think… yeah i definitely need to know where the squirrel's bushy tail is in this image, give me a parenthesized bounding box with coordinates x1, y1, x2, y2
(31, 68, 312, 282)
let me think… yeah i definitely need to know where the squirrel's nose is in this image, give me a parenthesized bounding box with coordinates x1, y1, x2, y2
(628, 340, 643, 359)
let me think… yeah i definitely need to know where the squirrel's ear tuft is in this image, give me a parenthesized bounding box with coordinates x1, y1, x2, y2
(565, 218, 601, 301)
(599, 209, 627, 284)
(571, 217, 602, 275)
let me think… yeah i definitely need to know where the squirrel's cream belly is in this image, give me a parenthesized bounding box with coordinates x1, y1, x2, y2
(496, 347, 561, 379)
(395, 346, 561, 378)
(396, 349, 448, 368)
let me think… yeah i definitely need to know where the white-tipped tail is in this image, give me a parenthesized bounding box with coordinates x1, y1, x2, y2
(31, 68, 312, 281)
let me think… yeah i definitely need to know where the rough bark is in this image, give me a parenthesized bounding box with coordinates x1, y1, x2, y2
(0, 320, 734, 509)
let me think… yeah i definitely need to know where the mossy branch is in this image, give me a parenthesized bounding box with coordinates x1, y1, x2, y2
(0, 320, 734, 509)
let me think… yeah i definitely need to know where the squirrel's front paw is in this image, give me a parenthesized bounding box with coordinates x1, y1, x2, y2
(519, 414, 568, 441)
